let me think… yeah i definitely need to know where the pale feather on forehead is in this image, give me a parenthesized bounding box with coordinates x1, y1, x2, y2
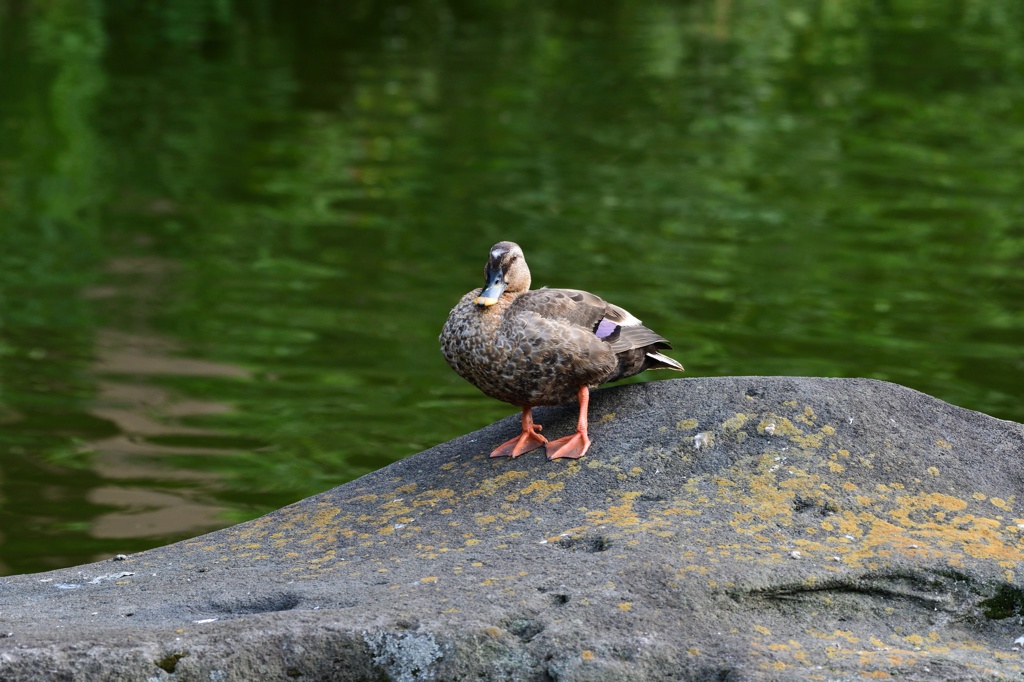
(489, 241, 523, 261)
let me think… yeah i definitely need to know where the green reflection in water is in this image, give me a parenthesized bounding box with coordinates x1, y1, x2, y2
(0, 0, 1021, 576)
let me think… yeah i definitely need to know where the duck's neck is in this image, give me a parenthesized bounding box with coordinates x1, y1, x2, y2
(476, 291, 518, 324)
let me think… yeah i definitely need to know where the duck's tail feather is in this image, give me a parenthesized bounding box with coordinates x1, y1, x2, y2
(645, 351, 684, 371)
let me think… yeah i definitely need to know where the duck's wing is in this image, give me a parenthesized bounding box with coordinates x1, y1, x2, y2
(516, 288, 676, 356)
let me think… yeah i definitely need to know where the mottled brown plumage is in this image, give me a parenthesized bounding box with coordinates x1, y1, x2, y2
(440, 241, 683, 460)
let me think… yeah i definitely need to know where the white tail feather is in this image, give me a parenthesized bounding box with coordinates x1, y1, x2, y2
(646, 351, 684, 371)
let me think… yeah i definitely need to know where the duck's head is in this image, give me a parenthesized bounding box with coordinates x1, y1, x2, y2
(474, 241, 531, 307)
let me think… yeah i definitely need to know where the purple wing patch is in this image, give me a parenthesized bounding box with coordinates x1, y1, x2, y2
(594, 319, 619, 339)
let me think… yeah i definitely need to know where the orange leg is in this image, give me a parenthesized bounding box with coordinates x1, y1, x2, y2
(545, 386, 591, 460)
(490, 406, 548, 458)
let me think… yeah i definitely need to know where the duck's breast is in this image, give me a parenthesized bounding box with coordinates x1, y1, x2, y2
(441, 294, 618, 405)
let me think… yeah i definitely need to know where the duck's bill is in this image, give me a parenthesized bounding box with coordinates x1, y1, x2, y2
(474, 278, 505, 307)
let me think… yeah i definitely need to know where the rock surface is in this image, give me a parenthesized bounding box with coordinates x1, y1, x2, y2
(2, 377, 1024, 681)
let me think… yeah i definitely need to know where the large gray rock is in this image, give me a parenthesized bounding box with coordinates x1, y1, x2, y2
(2, 377, 1023, 681)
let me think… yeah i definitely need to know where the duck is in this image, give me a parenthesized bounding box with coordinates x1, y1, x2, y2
(440, 241, 683, 460)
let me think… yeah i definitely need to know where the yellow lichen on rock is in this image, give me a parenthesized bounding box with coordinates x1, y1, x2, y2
(796, 405, 816, 425)
(472, 470, 531, 497)
(758, 416, 803, 437)
(514, 479, 565, 502)
(586, 491, 642, 528)
(723, 413, 750, 431)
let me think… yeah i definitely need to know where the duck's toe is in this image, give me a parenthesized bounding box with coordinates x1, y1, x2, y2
(490, 427, 548, 458)
(544, 431, 590, 460)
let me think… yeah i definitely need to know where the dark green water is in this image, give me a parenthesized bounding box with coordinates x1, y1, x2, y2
(0, 1, 1021, 576)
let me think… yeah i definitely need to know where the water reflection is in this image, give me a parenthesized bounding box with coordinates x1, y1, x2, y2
(0, 0, 1021, 575)
(87, 487, 224, 541)
(87, 333, 249, 540)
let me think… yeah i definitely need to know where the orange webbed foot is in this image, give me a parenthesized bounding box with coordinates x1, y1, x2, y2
(545, 385, 592, 460)
(490, 407, 548, 458)
(490, 425, 547, 458)
(544, 431, 590, 460)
